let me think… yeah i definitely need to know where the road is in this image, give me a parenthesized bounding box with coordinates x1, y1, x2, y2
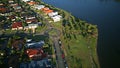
(53, 38, 65, 68)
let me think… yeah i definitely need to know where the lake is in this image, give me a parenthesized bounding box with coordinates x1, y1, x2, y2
(42, 0, 120, 68)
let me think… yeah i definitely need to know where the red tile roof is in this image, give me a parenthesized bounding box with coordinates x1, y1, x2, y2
(42, 7, 53, 14)
(27, 1, 36, 5)
(12, 22, 23, 28)
(26, 49, 47, 58)
(41, 7, 49, 11)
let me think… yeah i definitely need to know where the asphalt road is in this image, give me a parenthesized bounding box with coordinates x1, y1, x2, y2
(53, 38, 65, 68)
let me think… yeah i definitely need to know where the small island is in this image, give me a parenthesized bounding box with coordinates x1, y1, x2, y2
(0, 0, 99, 68)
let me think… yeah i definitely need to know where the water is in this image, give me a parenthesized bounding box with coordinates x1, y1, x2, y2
(42, 0, 120, 68)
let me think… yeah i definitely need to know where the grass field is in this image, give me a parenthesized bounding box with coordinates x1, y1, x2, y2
(60, 34, 99, 68)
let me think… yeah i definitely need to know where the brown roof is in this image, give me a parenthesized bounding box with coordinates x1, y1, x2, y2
(12, 22, 23, 28)
(26, 18, 38, 23)
(0, 8, 7, 12)
(27, 1, 36, 5)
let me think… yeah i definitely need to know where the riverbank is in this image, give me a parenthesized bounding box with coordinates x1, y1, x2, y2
(38, 0, 99, 68)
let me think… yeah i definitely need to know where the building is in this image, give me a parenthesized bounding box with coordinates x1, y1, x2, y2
(0, 7, 8, 13)
(24, 23, 38, 33)
(22, 0, 30, 2)
(42, 7, 53, 14)
(13, 5, 23, 12)
(20, 59, 51, 68)
(51, 15, 62, 22)
(8, 0, 14, 4)
(34, 5, 45, 10)
(26, 40, 44, 48)
(48, 12, 58, 17)
(12, 22, 23, 30)
(27, 1, 36, 5)
(8, 15, 16, 21)
(26, 48, 47, 59)
(26, 18, 38, 23)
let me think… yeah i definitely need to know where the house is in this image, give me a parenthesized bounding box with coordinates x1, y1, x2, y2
(0, 3, 4, 6)
(34, 5, 45, 10)
(51, 15, 62, 22)
(8, 15, 16, 21)
(27, 1, 36, 5)
(26, 40, 44, 48)
(14, 6, 22, 10)
(10, 3, 18, 7)
(13, 5, 23, 12)
(12, 22, 23, 30)
(8, 0, 14, 4)
(25, 15, 36, 20)
(22, 0, 30, 2)
(44, 10, 53, 14)
(42, 7, 53, 14)
(0, 7, 8, 13)
(20, 59, 51, 68)
(24, 23, 38, 33)
(28, 24, 38, 29)
(48, 12, 58, 17)
(26, 48, 47, 59)
(26, 18, 38, 23)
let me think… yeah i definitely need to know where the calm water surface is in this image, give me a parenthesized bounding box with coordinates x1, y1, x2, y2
(42, 0, 120, 67)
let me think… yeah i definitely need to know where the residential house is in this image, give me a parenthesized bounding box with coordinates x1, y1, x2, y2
(26, 40, 44, 48)
(8, 0, 14, 4)
(13, 5, 23, 12)
(34, 5, 45, 10)
(10, 3, 18, 7)
(26, 18, 38, 23)
(0, 7, 8, 13)
(27, 24, 38, 29)
(20, 59, 51, 68)
(51, 15, 62, 22)
(22, 0, 30, 2)
(42, 7, 49, 10)
(24, 23, 38, 33)
(12, 22, 23, 30)
(26, 48, 47, 59)
(27, 1, 37, 5)
(8, 15, 16, 21)
(42, 7, 53, 14)
(0, 3, 6, 8)
(0, 3, 4, 6)
(45, 10, 53, 14)
(48, 12, 58, 17)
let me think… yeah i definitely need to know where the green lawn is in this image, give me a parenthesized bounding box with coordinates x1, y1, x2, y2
(61, 34, 99, 68)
